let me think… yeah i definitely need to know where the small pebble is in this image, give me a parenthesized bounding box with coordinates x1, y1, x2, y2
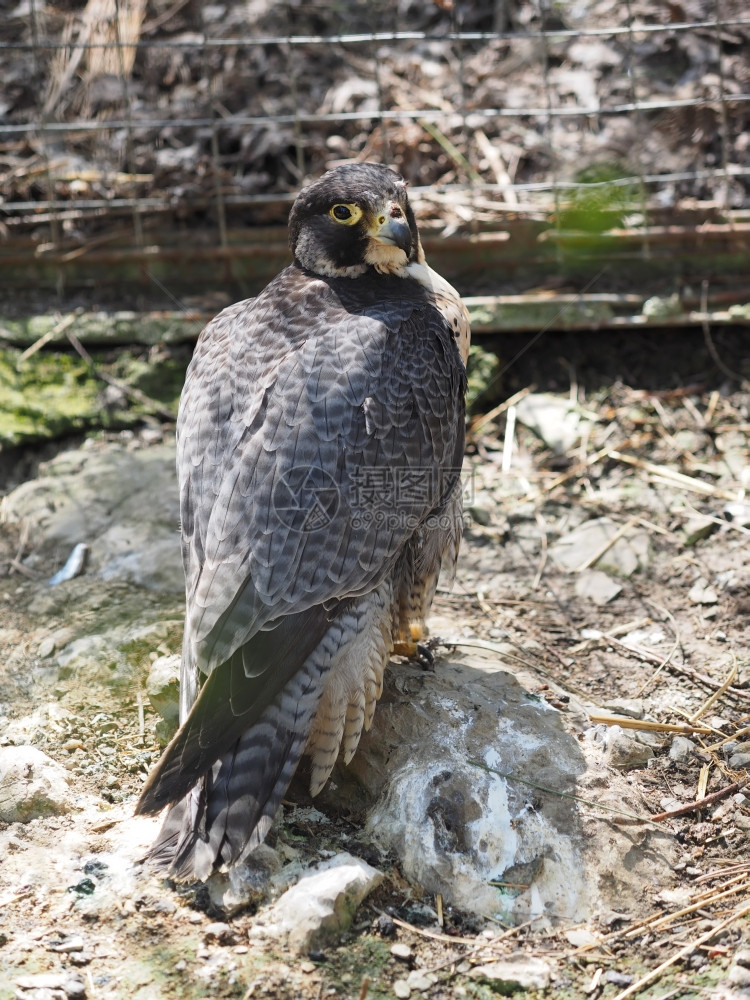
(669, 736, 694, 763)
(204, 921, 235, 943)
(390, 943, 412, 961)
(374, 913, 395, 937)
(49, 935, 85, 953)
(300, 961, 316, 974)
(406, 971, 434, 991)
(604, 970, 634, 986)
(38, 637, 57, 658)
(393, 980, 411, 999)
(729, 965, 750, 988)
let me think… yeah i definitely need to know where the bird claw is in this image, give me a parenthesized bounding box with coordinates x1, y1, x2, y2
(414, 643, 435, 670)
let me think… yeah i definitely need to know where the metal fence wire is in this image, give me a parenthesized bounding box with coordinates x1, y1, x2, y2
(1, 0, 749, 301)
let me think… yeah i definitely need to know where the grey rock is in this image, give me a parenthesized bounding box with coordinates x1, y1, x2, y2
(683, 516, 718, 546)
(468, 504, 493, 526)
(728, 752, 750, 771)
(1, 443, 182, 593)
(57, 635, 129, 683)
(604, 970, 634, 986)
(515, 393, 591, 454)
(550, 517, 651, 576)
(249, 852, 383, 953)
(470, 955, 552, 991)
(146, 654, 181, 726)
(0, 745, 72, 822)
(669, 736, 695, 763)
(575, 569, 622, 605)
(601, 728, 654, 771)
(206, 843, 282, 916)
(602, 698, 644, 720)
(349, 647, 676, 924)
(406, 971, 435, 991)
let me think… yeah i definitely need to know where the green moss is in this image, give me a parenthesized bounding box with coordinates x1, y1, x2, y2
(467, 344, 503, 413)
(555, 163, 637, 248)
(0, 345, 186, 447)
(0, 348, 102, 446)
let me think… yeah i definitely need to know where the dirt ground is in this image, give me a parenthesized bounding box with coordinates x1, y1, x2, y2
(1, 327, 749, 1000)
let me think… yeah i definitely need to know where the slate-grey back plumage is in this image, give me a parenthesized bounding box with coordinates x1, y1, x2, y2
(136, 163, 470, 879)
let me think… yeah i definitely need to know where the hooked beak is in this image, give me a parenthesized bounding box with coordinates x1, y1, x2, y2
(368, 211, 412, 254)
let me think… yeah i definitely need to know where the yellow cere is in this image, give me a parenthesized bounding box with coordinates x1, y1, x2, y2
(329, 203, 363, 225)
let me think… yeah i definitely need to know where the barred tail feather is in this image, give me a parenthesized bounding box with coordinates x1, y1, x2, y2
(143, 658, 327, 881)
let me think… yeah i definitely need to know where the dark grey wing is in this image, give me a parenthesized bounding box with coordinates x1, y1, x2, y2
(137, 266, 465, 871)
(180, 269, 465, 677)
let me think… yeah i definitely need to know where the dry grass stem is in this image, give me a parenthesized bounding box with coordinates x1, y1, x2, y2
(696, 764, 711, 802)
(609, 902, 750, 1000)
(588, 715, 714, 735)
(689, 657, 738, 723)
(575, 516, 640, 572)
(605, 450, 737, 499)
(468, 385, 536, 435)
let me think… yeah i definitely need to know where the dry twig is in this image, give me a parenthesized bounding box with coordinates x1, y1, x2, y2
(609, 902, 750, 1000)
(66, 329, 176, 422)
(649, 776, 750, 822)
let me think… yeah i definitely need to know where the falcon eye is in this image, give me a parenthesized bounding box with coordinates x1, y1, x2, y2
(329, 203, 362, 225)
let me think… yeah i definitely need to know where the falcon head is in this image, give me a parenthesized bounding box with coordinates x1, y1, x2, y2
(288, 163, 421, 278)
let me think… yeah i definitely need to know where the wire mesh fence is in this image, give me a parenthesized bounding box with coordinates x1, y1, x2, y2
(1, 0, 749, 305)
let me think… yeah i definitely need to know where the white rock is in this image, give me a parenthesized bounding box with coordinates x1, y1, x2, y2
(470, 955, 552, 991)
(2, 702, 74, 744)
(688, 579, 719, 605)
(515, 393, 591, 454)
(393, 980, 411, 999)
(249, 852, 383, 953)
(345, 647, 676, 924)
(390, 943, 412, 960)
(16, 972, 86, 996)
(564, 927, 599, 948)
(146, 653, 181, 725)
(0, 745, 73, 822)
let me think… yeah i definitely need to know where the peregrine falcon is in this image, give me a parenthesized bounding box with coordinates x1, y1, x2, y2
(136, 163, 470, 880)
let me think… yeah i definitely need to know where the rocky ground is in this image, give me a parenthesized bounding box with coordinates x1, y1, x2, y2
(0, 327, 749, 1000)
